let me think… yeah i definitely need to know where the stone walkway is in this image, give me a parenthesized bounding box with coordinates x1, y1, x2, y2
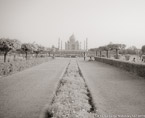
(0, 58, 70, 118)
(78, 58, 145, 117)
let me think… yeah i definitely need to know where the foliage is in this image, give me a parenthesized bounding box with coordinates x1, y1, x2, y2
(107, 43, 126, 50)
(47, 61, 98, 117)
(98, 46, 110, 58)
(0, 38, 21, 62)
(107, 43, 126, 59)
(125, 55, 130, 61)
(21, 43, 33, 52)
(32, 44, 45, 57)
(0, 38, 21, 51)
(0, 57, 49, 76)
(100, 46, 108, 51)
(98, 46, 104, 51)
(141, 45, 145, 54)
(119, 46, 140, 55)
(126, 46, 138, 54)
(89, 48, 98, 52)
(21, 43, 34, 59)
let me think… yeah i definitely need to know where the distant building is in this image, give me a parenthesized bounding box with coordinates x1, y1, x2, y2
(65, 34, 80, 51)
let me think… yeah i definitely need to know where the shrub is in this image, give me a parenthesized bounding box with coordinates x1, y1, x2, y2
(0, 57, 49, 76)
(125, 55, 130, 61)
(0, 38, 21, 62)
(47, 60, 98, 118)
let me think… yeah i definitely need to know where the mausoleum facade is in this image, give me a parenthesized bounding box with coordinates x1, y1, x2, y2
(65, 34, 80, 51)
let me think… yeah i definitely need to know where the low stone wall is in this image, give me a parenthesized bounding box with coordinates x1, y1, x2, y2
(94, 57, 145, 78)
(0, 57, 50, 76)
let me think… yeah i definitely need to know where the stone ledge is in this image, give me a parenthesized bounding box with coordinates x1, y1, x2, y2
(94, 57, 145, 78)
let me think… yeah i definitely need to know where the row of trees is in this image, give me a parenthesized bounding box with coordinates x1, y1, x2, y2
(0, 38, 53, 62)
(90, 43, 126, 59)
(90, 43, 145, 59)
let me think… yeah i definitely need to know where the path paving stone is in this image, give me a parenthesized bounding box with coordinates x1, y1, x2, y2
(78, 59, 145, 116)
(0, 58, 70, 118)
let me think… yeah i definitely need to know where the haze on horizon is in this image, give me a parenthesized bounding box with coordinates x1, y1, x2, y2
(0, 0, 145, 49)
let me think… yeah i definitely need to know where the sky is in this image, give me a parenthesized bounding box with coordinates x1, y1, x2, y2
(0, 0, 145, 49)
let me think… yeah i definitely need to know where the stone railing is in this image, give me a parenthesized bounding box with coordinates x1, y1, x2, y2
(94, 57, 145, 78)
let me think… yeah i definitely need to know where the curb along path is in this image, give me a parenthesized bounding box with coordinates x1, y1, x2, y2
(44, 59, 99, 118)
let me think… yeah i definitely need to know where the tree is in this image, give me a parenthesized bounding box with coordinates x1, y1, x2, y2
(94, 48, 99, 56)
(98, 46, 109, 58)
(98, 46, 104, 57)
(102, 45, 110, 58)
(21, 43, 33, 60)
(108, 43, 126, 59)
(45, 47, 51, 57)
(32, 44, 45, 58)
(51, 45, 58, 57)
(141, 45, 145, 55)
(0, 38, 21, 62)
(126, 46, 137, 54)
(89, 48, 99, 56)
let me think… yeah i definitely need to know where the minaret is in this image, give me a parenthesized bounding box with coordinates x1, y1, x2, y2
(58, 38, 60, 49)
(61, 40, 62, 50)
(86, 38, 88, 51)
(84, 40, 86, 51)
(80, 42, 81, 50)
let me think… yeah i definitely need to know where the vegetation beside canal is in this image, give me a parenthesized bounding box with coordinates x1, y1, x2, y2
(0, 57, 50, 76)
(46, 60, 99, 118)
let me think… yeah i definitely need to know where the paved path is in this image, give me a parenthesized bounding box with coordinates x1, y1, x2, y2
(0, 58, 70, 118)
(78, 59, 145, 116)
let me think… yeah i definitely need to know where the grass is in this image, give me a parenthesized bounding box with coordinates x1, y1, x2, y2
(0, 57, 50, 76)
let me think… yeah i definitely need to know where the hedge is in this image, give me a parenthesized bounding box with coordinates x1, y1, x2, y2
(0, 57, 50, 76)
(46, 60, 98, 118)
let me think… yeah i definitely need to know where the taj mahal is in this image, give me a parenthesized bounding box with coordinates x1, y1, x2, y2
(65, 34, 80, 51)
(58, 34, 88, 51)
(57, 34, 88, 57)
